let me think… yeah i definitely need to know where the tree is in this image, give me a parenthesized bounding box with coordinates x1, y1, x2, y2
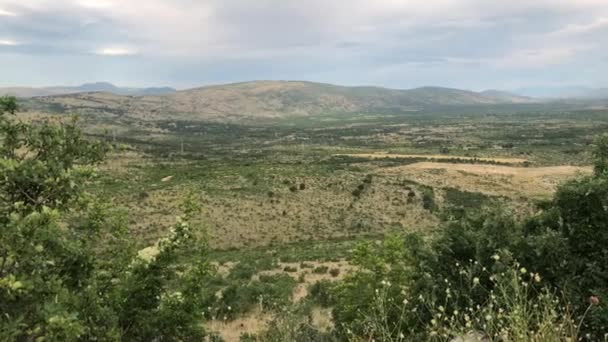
(0, 98, 212, 341)
(593, 133, 608, 176)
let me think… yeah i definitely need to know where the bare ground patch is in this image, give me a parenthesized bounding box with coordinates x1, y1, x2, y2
(381, 162, 592, 199)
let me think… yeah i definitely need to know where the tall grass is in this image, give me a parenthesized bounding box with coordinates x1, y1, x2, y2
(343, 262, 586, 341)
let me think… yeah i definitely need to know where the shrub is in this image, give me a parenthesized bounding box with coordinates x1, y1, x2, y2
(313, 266, 329, 274)
(344, 262, 580, 341)
(308, 280, 336, 307)
(298, 273, 306, 283)
(283, 265, 298, 273)
(421, 188, 436, 211)
(254, 306, 336, 342)
(228, 262, 257, 280)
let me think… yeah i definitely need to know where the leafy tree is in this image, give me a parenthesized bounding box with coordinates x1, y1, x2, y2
(593, 133, 608, 176)
(0, 97, 212, 341)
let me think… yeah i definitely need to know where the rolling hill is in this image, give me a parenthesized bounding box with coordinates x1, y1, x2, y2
(25, 80, 537, 122)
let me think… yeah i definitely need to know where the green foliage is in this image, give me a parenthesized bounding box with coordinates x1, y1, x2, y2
(524, 175, 608, 336)
(341, 261, 578, 341)
(228, 262, 258, 281)
(251, 306, 337, 342)
(0, 100, 212, 340)
(421, 187, 436, 212)
(217, 274, 296, 318)
(332, 234, 415, 338)
(228, 257, 278, 281)
(0, 106, 107, 213)
(443, 187, 493, 211)
(333, 139, 608, 339)
(283, 265, 298, 273)
(593, 134, 608, 176)
(307, 280, 336, 307)
(312, 265, 329, 274)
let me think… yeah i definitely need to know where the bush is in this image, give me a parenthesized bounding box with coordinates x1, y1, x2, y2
(254, 306, 337, 342)
(421, 188, 436, 211)
(342, 261, 580, 341)
(313, 266, 329, 274)
(283, 265, 298, 273)
(308, 280, 336, 307)
(229, 262, 257, 280)
(218, 274, 297, 318)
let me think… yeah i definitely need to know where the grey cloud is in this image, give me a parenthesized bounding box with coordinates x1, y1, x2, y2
(0, 0, 607, 89)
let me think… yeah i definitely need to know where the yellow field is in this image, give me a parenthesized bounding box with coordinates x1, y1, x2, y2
(381, 162, 592, 199)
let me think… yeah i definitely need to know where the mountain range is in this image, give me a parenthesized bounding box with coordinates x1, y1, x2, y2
(0, 82, 176, 97)
(23, 81, 539, 121)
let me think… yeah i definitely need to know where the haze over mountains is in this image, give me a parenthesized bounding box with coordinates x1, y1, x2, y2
(0, 82, 176, 97)
(21, 80, 541, 122)
(5, 81, 607, 101)
(513, 87, 608, 99)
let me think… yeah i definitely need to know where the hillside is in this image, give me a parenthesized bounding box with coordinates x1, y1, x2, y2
(27, 80, 537, 122)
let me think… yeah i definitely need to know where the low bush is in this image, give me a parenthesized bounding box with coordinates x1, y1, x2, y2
(313, 266, 329, 274)
(307, 280, 336, 307)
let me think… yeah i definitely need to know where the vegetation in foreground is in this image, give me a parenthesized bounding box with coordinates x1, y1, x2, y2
(0, 97, 213, 340)
(1, 96, 607, 341)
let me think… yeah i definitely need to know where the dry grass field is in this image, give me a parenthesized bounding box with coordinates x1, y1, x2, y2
(381, 162, 592, 199)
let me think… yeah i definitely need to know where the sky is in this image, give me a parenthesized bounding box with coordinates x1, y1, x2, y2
(0, 0, 607, 90)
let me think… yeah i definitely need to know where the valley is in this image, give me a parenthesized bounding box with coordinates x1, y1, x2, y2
(5, 1, 608, 339)
(6, 81, 608, 340)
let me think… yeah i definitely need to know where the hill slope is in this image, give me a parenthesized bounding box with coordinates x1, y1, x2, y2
(27, 80, 537, 121)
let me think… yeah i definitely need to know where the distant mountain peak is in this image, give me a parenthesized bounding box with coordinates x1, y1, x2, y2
(0, 82, 176, 97)
(78, 82, 119, 91)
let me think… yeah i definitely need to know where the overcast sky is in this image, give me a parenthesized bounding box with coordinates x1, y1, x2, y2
(1, 0, 607, 90)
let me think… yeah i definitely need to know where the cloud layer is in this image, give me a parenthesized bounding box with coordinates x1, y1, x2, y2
(1, 0, 607, 89)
